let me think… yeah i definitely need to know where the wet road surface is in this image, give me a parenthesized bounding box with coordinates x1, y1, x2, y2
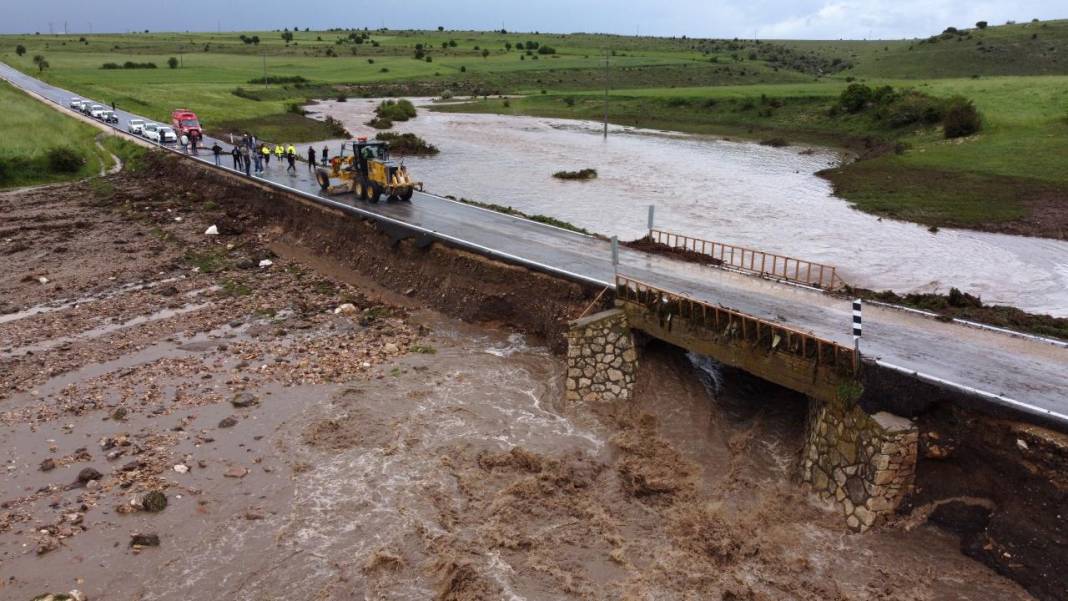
(2, 62, 1065, 423)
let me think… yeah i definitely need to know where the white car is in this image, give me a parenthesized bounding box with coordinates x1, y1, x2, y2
(71, 100, 86, 112)
(69, 97, 82, 109)
(101, 110, 119, 124)
(157, 125, 178, 143)
(89, 104, 107, 118)
(128, 119, 146, 135)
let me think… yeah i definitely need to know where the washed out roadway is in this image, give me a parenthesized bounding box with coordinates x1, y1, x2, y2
(2, 62, 1065, 423)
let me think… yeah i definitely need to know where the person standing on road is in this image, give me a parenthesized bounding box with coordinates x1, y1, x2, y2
(321, 146, 329, 166)
(274, 143, 285, 163)
(189, 131, 199, 155)
(286, 143, 297, 160)
(211, 142, 223, 166)
(241, 146, 252, 176)
(253, 145, 263, 174)
(286, 147, 297, 174)
(307, 146, 316, 170)
(231, 146, 242, 170)
(261, 144, 271, 167)
(180, 134, 189, 154)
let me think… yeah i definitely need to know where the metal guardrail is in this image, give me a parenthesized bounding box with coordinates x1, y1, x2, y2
(616, 274, 858, 375)
(649, 229, 846, 290)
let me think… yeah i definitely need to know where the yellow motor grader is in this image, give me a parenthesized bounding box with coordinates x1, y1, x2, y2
(314, 138, 421, 202)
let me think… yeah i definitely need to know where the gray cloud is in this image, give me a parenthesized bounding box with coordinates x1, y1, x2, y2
(1, 0, 1062, 39)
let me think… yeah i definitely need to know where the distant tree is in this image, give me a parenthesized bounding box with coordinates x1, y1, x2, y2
(976, 21, 988, 29)
(437, 26, 444, 31)
(481, 48, 490, 59)
(448, 39, 457, 47)
(838, 83, 873, 113)
(15, 44, 26, 56)
(281, 29, 294, 44)
(252, 35, 260, 45)
(504, 42, 512, 51)
(167, 56, 179, 69)
(32, 54, 49, 72)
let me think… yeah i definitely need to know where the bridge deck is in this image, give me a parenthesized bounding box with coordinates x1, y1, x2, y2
(2, 62, 1065, 422)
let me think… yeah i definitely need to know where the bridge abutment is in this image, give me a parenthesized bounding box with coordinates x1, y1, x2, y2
(802, 395, 918, 531)
(565, 309, 638, 402)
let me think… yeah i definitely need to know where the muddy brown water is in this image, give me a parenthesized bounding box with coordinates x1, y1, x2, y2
(308, 98, 1068, 317)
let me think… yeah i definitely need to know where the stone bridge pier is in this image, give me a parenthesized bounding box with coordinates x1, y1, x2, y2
(565, 308, 918, 532)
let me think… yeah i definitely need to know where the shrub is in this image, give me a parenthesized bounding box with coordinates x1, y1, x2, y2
(167, 56, 179, 69)
(943, 96, 981, 138)
(440, 89, 454, 99)
(374, 99, 416, 122)
(838, 83, 872, 113)
(336, 93, 347, 102)
(537, 46, 556, 55)
(374, 132, 439, 155)
(101, 62, 121, 69)
(759, 138, 788, 147)
(248, 75, 308, 85)
(366, 116, 393, 129)
(563, 96, 576, 107)
(324, 116, 350, 137)
(976, 21, 988, 29)
(884, 92, 944, 128)
(553, 168, 597, 180)
(231, 87, 261, 101)
(46, 147, 84, 174)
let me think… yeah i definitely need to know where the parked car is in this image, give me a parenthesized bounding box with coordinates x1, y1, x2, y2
(71, 100, 86, 112)
(89, 104, 107, 119)
(101, 110, 119, 124)
(69, 97, 82, 109)
(79, 102, 94, 115)
(128, 118, 146, 135)
(158, 126, 178, 143)
(146, 124, 178, 144)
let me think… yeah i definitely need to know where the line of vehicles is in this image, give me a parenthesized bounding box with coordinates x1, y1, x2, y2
(65, 95, 419, 203)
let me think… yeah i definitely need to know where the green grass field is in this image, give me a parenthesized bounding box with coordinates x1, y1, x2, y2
(0, 80, 115, 188)
(1, 21, 1066, 233)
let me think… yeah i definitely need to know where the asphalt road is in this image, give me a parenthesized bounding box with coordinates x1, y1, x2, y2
(2, 62, 1066, 422)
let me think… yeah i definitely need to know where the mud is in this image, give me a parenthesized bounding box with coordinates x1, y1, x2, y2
(0, 154, 1048, 600)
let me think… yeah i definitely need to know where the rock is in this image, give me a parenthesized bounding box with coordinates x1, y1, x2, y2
(39, 458, 56, 472)
(224, 466, 249, 478)
(204, 225, 219, 236)
(236, 258, 257, 270)
(173, 464, 189, 474)
(37, 276, 50, 285)
(384, 342, 399, 354)
(77, 467, 102, 484)
(141, 490, 168, 512)
(156, 286, 179, 298)
(130, 533, 160, 547)
(218, 416, 238, 428)
(111, 407, 128, 420)
(244, 510, 266, 520)
(230, 392, 258, 408)
(334, 303, 358, 315)
(258, 259, 273, 269)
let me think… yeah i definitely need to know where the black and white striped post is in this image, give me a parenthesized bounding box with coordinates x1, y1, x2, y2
(852, 299, 862, 369)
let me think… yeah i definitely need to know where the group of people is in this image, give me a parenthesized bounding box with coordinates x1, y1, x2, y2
(207, 131, 334, 178)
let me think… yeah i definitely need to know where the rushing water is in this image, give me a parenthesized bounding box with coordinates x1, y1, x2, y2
(308, 98, 1068, 316)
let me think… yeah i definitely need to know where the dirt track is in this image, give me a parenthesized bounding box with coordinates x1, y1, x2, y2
(0, 156, 1046, 600)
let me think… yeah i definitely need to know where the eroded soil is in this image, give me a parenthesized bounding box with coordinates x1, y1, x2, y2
(0, 165, 1039, 600)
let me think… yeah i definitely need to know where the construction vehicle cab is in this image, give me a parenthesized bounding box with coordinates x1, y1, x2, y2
(315, 138, 421, 202)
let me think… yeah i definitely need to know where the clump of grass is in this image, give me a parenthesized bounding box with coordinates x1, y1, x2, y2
(374, 132, 439, 155)
(453, 197, 594, 236)
(759, 137, 789, 147)
(410, 344, 437, 354)
(184, 249, 229, 273)
(553, 168, 598, 180)
(220, 278, 252, 297)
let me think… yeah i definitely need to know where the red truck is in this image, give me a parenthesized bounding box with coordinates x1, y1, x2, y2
(170, 108, 202, 140)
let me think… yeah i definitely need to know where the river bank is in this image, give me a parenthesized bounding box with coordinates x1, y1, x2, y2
(1, 151, 1054, 600)
(307, 97, 1068, 317)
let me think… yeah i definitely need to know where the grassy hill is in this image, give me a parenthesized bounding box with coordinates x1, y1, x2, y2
(0, 21, 1066, 234)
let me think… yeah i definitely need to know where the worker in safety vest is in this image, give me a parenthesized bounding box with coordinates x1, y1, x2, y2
(274, 144, 285, 161)
(261, 144, 271, 166)
(286, 144, 297, 159)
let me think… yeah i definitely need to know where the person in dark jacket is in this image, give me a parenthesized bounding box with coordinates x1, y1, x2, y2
(321, 146, 329, 166)
(231, 146, 242, 170)
(241, 146, 252, 176)
(307, 146, 317, 170)
(211, 142, 223, 166)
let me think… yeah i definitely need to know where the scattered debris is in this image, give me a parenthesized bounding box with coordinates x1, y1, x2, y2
(218, 416, 238, 428)
(130, 532, 160, 547)
(258, 259, 273, 269)
(230, 392, 258, 408)
(39, 458, 56, 472)
(77, 467, 102, 484)
(141, 490, 168, 512)
(334, 303, 358, 315)
(204, 225, 220, 236)
(224, 466, 249, 479)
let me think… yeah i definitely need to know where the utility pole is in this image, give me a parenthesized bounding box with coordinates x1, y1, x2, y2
(64, 21, 68, 35)
(603, 48, 610, 140)
(262, 52, 268, 89)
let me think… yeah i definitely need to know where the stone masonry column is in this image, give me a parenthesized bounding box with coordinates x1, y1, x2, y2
(565, 309, 638, 402)
(802, 395, 918, 532)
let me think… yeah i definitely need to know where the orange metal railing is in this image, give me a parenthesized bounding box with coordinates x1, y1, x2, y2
(615, 274, 857, 375)
(648, 229, 846, 290)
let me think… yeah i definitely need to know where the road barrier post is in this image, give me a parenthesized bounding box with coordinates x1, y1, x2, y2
(647, 205, 655, 236)
(852, 299, 863, 371)
(611, 235, 619, 274)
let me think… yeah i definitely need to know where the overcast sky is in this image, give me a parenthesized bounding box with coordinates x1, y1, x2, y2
(1, 0, 1063, 39)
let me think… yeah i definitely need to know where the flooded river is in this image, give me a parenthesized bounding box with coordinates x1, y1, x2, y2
(309, 98, 1068, 317)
